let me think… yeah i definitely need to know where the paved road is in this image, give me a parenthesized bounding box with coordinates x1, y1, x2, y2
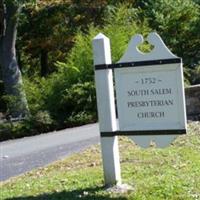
(0, 123, 100, 181)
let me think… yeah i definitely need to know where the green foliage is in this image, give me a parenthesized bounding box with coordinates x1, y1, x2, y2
(24, 67, 96, 129)
(41, 64, 81, 120)
(0, 110, 54, 141)
(17, 0, 108, 77)
(187, 65, 200, 84)
(23, 77, 46, 114)
(1, 82, 29, 118)
(31, 110, 54, 132)
(42, 4, 151, 124)
(142, 0, 200, 83)
(62, 82, 97, 126)
(66, 111, 95, 127)
(1, 1, 200, 140)
(29, 4, 149, 125)
(6, 0, 37, 6)
(64, 31, 95, 82)
(64, 4, 150, 81)
(0, 4, 151, 140)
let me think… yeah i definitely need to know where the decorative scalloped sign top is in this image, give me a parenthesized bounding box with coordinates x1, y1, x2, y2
(119, 32, 177, 63)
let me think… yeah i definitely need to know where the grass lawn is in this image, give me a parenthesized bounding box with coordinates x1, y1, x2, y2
(0, 122, 200, 200)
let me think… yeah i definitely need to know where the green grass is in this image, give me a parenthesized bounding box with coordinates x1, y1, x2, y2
(0, 122, 200, 200)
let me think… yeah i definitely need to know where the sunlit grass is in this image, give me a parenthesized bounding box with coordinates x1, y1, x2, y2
(0, 122, 199, 200)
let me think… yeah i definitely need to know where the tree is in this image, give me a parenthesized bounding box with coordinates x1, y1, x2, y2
(142, 0, 200, 70)
(17, 0, 108, 77)
(0, 0, 31, 118)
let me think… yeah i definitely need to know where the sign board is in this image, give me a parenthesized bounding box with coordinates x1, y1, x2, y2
(115, 63, 186, 131)
(92, 32, 187, 186)
(114, 33, 187, 148)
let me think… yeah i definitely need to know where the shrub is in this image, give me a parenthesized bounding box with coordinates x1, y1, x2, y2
(23, 77, 46, 115)
(62, 82, 96, 115)
(40, 4, 151, 126)
(188, 65, 200, 84)
(0, 111, 54, 141)
(41, 4, 150, 126)
(65, 111, 95, 127)
(31, 110, 54, 132)
(142, 0, 200, 84)
(64, 4, 151, 81)
(49, 81, 97, 125)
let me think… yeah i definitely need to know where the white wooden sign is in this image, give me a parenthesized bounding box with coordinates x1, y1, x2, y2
(115, 33, 187, 148)
(92, 33, 121, 186)
(92, 32, 187, 186)
(115, 64, 186, 131)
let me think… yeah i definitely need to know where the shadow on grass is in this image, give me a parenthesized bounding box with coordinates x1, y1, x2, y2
(5, 186, 128, 200)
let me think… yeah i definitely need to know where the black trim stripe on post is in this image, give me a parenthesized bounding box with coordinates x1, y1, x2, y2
(95, 58, 181, 70)
(100, 129, 186, 137)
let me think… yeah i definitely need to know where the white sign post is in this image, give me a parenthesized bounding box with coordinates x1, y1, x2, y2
(92, 33, 121, 186)
(92, 32, 187, 185)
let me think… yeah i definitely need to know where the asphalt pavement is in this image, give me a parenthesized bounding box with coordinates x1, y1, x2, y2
(0, 123, 100, 181)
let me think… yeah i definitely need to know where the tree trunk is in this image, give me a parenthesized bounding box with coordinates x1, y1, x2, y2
(16, 46, 22, 71)
(40, 49, 48, 77)
(0, 1, 29, 118)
